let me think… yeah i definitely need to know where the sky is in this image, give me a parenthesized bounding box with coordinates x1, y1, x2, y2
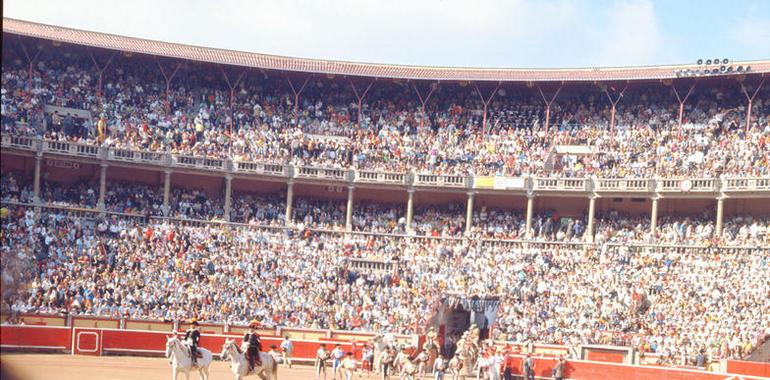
(4, 0, 770, 69)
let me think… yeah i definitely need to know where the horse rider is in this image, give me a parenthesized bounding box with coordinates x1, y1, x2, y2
(184, 319, 201, 366)
(244, 319, 262, 371)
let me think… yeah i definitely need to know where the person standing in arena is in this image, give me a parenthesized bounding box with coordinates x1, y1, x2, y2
(244, 320, 262, 371)
(362, 344, 375, 375)
(183, 319, 201, 366)
(280, 336, 294, 368)
(432, 353, 448, 380)
(331, 344, 345, 380)
(552, 356, 566, 380)
(316, 343, 330, 380)
(379, 347, 395, 380)
(341, 352, 358, 380)
(523, 354, 535, 380)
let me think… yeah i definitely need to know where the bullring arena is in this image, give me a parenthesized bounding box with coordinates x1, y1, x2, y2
(2, 354, 352, 380)
(2, 3, 770, 380)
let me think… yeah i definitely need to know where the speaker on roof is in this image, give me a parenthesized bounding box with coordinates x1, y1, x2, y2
(705, 59, 712, 65)
(714, 58, 720, 64)
(736, 66, 744, 72)
(712, 68, 720, 74)
(722, 59, 729, 64)
(697, 59, 703, 65)
(745, 66, 751, 72)
(720, 66, 727, 73)
(726, 66, 733, 73)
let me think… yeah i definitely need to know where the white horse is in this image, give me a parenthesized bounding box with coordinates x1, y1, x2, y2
(220, 339, 278, 380)
(474, 355, 502, 380)
(372, 333, 395, 374)
(166, 335, 212, 380)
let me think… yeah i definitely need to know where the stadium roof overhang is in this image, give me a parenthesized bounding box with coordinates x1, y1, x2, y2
(3, 17, 770, 83)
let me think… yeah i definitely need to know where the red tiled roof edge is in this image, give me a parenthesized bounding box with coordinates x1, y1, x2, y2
(3, 17, 769, 82)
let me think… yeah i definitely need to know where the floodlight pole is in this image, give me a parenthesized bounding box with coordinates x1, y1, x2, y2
(90, 51, 115, 99)
(739, 76, 766, 132)
(18, 37, 41, 92)
(603, 82, 629, 133)
(349, 78, 375, 128)
(413, 82, 438, 130)
(220, 66, 247, 155)
(286, 76, 310, 126)
(157, 60, 181, 113)
(473, 81, 502, 133)
(671, 81, 696, 129)
(536, 83, 563, 136)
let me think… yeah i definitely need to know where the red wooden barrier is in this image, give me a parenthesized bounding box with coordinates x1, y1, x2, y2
(0, 325, 72, 351)
(4, 325, 769, 380)
(724, 359, 770, 378)
(72, 328, 102, 356)
(585, 349, 626, 363)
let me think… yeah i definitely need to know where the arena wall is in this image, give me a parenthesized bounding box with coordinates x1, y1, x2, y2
(723, 359, 770, 378)
(2, 325, 766, 379)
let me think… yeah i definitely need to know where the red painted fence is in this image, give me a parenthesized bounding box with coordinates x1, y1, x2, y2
(723, 359, 770, 378)
(2, 325, 768, 380)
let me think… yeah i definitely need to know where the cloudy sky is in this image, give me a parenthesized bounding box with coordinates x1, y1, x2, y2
(5, 0, 769, 68)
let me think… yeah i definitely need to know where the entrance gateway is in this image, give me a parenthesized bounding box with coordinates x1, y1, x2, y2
(432, 296, 500, 357)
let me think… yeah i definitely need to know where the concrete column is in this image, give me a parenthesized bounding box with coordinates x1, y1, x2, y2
(285, 180, 294, 225)
(224, 174, 233, 222)
(587, 196, 596, 242)
(650, 197, 659, 239)
(715, 197, 724, 238)
(465, 191, 475, 236)
(163, 170, 172, 216)
(406, 189, 415, 233)
(97, 163, 108, 211)
(33, 155, 42, 203)
(345, 185, 355, 232)
(525, 194, 534, 238)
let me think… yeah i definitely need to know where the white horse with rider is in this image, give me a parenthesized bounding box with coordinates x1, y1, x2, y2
(166, 335, 213, 380)
(371, 333, 396, 373)
(220, 338, 279, 380)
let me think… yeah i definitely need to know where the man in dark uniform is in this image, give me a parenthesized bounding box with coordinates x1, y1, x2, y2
(244, 320, 262, 371)
(184, 319, 201, 366)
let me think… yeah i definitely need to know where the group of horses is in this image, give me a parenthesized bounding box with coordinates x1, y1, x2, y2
(165, 332, 489, 380)
(165, 336, 278, 380)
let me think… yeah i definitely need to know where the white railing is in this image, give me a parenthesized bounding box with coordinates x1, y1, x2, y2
(295, 166, 347, 181)
(1, 134, 35, 151)
(234, 160, 288, 176)
(172, 155, 225, 170)
(354, 170, 406, 184)
(109, 148, 166, 165)
(657, 178, 717, 193)
(347, 258, 394, 273)
(594, 178, 651, 192)
(534, 177, 587, 191)
(722, 177, 770, 191)
(414, 173, 467, 188)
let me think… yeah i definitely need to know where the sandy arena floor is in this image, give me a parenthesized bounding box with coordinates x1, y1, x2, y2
(1, 353, 386, 380)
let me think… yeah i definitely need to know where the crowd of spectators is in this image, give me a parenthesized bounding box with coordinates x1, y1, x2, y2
(3, 41, 769, 179)
(1, 206, 766, 364)
(2, 38, 769, 366)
